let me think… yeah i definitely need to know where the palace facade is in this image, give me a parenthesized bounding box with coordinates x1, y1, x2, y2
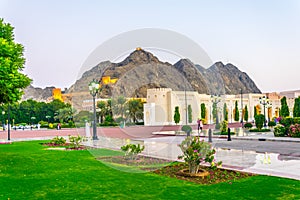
(143, 88, 297, 126)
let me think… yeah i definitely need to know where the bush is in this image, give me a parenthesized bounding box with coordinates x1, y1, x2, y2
(181, 125, 192, 135)
(215, 123, 221, 130)
(255, 114, 265, 130)
(268, 121, 276, 127)
(220, 120, 228, 133)
(288, 124, 300, 137)
(244, 122, 253, 128)
(50, 136, 66, 145)
(249, 128, 271, 132)
(121, 143, 145, 160)
(68, 135, 86, 149)
(273, 124, 287, 137)
(178, 136, 222, 173)
(294, 117, 300, 124)
(280, 117, 293, 128)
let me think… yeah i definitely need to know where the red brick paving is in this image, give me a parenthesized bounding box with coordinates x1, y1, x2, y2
(0, 123, 243, 141)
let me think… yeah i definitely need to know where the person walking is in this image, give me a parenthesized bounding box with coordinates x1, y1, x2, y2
(197, 118, 203, 136)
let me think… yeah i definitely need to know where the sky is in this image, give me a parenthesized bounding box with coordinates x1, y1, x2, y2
(1, 0, 300, 93)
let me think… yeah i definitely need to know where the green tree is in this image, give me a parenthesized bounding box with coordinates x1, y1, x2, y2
(234, 101, 239, 122)
(54, 107, 75, 123)
(254, 106, 258, 118)
(280, 96, 289, 117)
(0, 19, 31, 104)
(174, 106, 180, 125)
(223, 103, 228, 121)
(188, 105, 192, 123)
(244, 105, 249, 122)
(255, 114, 265, 130)
(127, 99, 143, 123)
(97, 101, 108, 123)
(212, 102, 217, 123)
(293, 97, 300, 117)
(74, 110, 93, 123)
(112, 96, 127, 120)
(200, 103, 206, 119)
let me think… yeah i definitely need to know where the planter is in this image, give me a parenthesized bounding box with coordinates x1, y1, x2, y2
(176, 168, 209, 178)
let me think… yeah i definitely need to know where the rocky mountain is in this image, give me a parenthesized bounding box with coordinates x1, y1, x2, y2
(23, 49, 261, 110)
(22, 85, 55, 102)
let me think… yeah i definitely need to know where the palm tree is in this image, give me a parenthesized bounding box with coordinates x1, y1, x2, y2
(127, 99, 143, 123)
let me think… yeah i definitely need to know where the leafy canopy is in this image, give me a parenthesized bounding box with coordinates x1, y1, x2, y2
(0, 18, 31, 103)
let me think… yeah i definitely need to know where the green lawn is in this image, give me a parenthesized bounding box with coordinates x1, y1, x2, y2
(0, 141, 300, 200)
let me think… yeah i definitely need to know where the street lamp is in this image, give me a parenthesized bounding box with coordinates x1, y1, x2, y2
(89, 80, 100, 140)
(259, 96, 270, 128)
(2, 111, 5, 131)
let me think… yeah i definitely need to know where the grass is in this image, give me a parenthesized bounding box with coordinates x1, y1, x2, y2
(0, 141, 300, 199)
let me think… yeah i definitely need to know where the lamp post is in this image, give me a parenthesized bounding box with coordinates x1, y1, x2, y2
(259, 96, 269, 128)
(7, 104, 11, 140)
(89, 80, 100, 140)
(1, 111, 5, 131)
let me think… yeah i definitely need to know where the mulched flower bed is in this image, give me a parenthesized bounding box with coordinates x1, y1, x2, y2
(97, 155, 255, 185)
(153, 163, 255, 185)
(98, 155, 173, 171)
(42, 143, 87, 150)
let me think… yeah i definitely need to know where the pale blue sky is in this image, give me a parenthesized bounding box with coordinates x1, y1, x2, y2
(1, 0, 300, 92)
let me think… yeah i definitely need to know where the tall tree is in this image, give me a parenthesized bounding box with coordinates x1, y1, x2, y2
(244, 105, 249, 122)
(127, 99, 143, 123)
(174, 106, 180, 125)
(97, 101, 108, 123)
(212, 102, 217, 123)
(0, 18, 31, 104)
(188, 105, 192, 123)
(293, 97, 300, 118)
(280, 96, 289, 117)
(254, 106, 258, 118)
(200, 103, 206, 120)
(234, 100, 239, 122)
(223, 103, 228, 121)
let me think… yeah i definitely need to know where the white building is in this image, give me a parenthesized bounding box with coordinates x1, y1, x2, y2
(144, 88, 298, 126)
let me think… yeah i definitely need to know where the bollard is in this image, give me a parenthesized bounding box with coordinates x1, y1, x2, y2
(227, 127, 232, 141)
(208, 129, 212, 143)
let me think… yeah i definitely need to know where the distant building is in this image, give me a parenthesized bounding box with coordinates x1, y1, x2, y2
(143, 88, 297, 126)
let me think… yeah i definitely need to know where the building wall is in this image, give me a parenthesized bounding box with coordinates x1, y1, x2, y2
(144, 88, 299, 126)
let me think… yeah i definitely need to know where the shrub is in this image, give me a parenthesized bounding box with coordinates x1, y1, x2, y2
(294, 117, 300, 124)
(178, 137, 222, 173)
(50, 136, 66, 145)
(181, 125, 192, 135)
(288, 124, 300, 137)
(48, 123, 54, 129)
(274, 124, 287, 137)
(268, 121, 276, 127)
(244, 122, 253, 128)
(68, 135, 85, 149)
(121, 143, 145, 160)
(220, 120, 228, 133)
(249, 128, 271, 132)
(280, 117, 293, 128)
(255, 114, 265, 130)
(215, 123, 221, 130)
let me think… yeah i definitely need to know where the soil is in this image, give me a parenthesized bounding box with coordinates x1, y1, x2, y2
(153, 163, 255, 185)
(97, 155, 255, 185)
(42, 142, 87, 150)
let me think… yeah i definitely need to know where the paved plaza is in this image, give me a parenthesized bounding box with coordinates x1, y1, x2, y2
(1, 126, 300, 180)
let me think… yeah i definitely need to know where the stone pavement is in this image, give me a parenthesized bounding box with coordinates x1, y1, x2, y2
(1, 126, 300, 180)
